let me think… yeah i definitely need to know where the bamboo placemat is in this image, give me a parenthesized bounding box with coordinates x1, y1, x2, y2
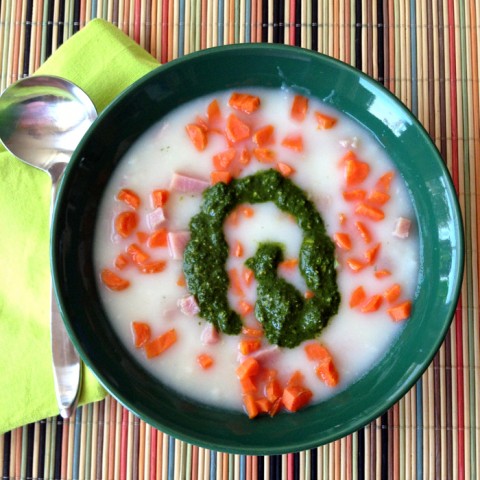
(0, 0, 478, 478)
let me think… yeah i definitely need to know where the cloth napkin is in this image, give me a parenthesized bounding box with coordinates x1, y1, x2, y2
(0, 18, 160, 434)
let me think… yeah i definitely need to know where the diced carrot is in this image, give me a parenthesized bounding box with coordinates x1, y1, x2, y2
(279, 258, 298, 269)
(349, 286, 366, 308)
(242, 267, 254, 286)
(242, 326, 263, 337)
(136, 231, 149, 244)
(304, 290, 315, 299)
(126, 243, 150, 264)
(343, 189, 366, 202)
(304, 342, 332, 362)
(241, 206, 255, 217)
(346, 258, 367, 272)
(237, 300, 254, 317)
(147, 228, 168, 248)
(286, 370, 304, 387)
(276, 162, 296, 177)
(243, 394, 259, 419)
(333, 232, 352, 251)
(117, 188, 141, 209)
(236, 357, 260, 380)
(315, 111, 337, 129)
(176, 274, 186, 287)
(355, 203, 385, 221)
(101, 268, 130, 291)
(213, 148, 236, 170)
(151, 189, 169, 208)
(291, 95, 309, 122)
(225, 113, 251, 143)
(228, 268, 244, 296)
(239, 148, 251, 165)
(360, 294, 383, 313)
(384, 283, 402, 303)
(114, 254, 129, 270)
(364, 243, 381, 264)
(233, 240, 244, 257)
(265, 378, 283, 402)
(240, 376, 257, 394)
(281, 134, 304, 152)
(253, 147, 276, 163)
(197, 353, 214, 369)
(206, 99, 221, 122)
(131, 321, 151, 348)
(315, 359, 339, 387)
(252, 124, 274, 147)
(269, 397, 283, 417)
(228, 93, 261, 114)
(374, 269, 391, 278)
(195, 116, 209, 131)
(185, 123, 208, 151)
(137, 260, 167, 274)
(144, 329, 177, 359)
(375, 171, 395, 192)
(211, 171, 233, 185)
(344, 152, 370, 185)
(354, 221, 372, 243)
(256, 397, 271, 414)
(115, 211, 138, 238)
(282, 385, 313, 412)
(388, 300, 412, 322)
(238, 338, 261, 355)
(367, 190, 391, 205)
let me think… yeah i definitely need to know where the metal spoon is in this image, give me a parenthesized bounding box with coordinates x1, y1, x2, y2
(0, 75, 97, 418)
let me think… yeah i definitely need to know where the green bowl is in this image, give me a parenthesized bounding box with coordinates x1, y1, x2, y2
(51, 44, 464, 455)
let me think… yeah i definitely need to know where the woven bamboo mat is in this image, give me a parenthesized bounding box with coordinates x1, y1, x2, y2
(0, 0, 478, 478)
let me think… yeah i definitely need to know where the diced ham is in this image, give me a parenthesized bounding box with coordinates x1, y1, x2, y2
(146, 207, 166, 230)
(392, 217, 411, 239)
(201, 322, 220, 345)
(169, 173, 209, 194)
(177, 294, 200, 316)
(167, 231, 190, 260)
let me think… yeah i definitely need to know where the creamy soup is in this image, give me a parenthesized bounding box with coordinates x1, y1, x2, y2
(94, 88, 418, 415)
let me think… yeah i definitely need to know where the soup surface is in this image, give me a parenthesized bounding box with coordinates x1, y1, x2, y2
(94, 88, 418, 414)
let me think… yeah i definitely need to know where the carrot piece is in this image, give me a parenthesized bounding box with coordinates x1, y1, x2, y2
(228, 268, 244, 296)
(265, 378, 283, 402)
(349, 286, 366, 308)
(339, 213, 347, 225)
(374, 269, 391, 278)
(242, 267, 254, 286)
(101, 268, 130, 291)
(185, 123, 208, 151)
(253, 147, 276, 163)
(144, 329, 177, 359)
(304, 342, 332, 362)
(360, 294, 383, 313)
(239, 148, 252, 165)
(282, 385, 313, 412)
(252, 124, 275, 147)
(176, 274, 186, 287)
(137, 260, 167, 274)
(195, 116, 209, 132)
(355, 203, 385, 221)
(279, 258, 298, 269)
(126, 243, 150, 264)
(238, 338, 261, 355)
(344, 152, 370, 185)
(346, 258, 367, 272)
(228, 93, 261, 114)
(236, 357, 260, 380)
(375, 171, 395, 192)
(256, 397, 271, 414)
(206, 99, 221, 122)
(291, 95, 309, 122)
(211, 171, 233, 185)
(117, 188, 141, 209)
(136, 231, 149, 244)
(315, 359, 339, 387)
(269, 397, 283, 417)
(367, 190, 391, 205)
(276, 162, 296, 177)
(197, 353, 214, 369)
(114, 254, 129, 270)
(225, 113, 251, 143)
(240, 376, 257, 394)
(315, 111, 337, 129)
(243, 394, 259, 419)
(388, 300, 412, 322)
(354, 221, 372, 243)
(151, 189, 169, 208)
(281, 134, 304, 152)
(343, 189, 366, 202)
(241, 206, 255, 218)
(286, 370, 304, 387)
(131, 321, 151, 348)
(333, 232, 352, 251)
(233, 240, 244, 257)
(242, 326, 263, 337)
(304, 290, 315, 299)
(364, 243, 381, 264)
(115, 211, 138, 238)
(147, 228, 168, 248)
(212, 148, 236, 170)
(384, 283, 402, 303)
(237, 300, 254, 317)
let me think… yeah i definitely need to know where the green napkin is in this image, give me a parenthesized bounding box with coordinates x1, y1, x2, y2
(0, 18, 159, 434)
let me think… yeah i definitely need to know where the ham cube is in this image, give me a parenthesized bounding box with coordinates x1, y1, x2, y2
(177, 294, 200, 316)
(146, 207, 166, 230)
(392, 217, 411, 239)
(170, 173, 209, 194)
(167, 231, 190, 260)
(201, 322, 220, 345)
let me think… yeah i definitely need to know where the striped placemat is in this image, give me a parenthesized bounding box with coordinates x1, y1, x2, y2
(1, 0, 478, 478)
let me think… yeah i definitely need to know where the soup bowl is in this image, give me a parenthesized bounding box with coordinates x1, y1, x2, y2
(51, 44, 464, 455)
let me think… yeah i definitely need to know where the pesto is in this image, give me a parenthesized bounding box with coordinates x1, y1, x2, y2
(183, 169, 340, 347)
